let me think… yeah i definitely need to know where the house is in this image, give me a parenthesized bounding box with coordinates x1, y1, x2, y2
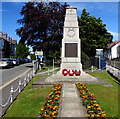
(0, 32, 17, 58)
(106, 40, 120, 59)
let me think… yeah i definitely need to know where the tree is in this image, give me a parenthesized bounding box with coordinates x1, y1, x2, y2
(16, 2, 69, 59)
(30, 53, 36, 60)
(78, 8, 113, 57)
(48, 50, 60, 60)
(16, 43, 29, 58)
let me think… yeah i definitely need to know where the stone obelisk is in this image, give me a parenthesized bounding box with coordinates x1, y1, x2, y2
(60, 7, 82, 73)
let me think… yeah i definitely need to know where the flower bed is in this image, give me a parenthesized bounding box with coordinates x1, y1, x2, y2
(76, 83, 106, 118)
(40, 84, 62, 118)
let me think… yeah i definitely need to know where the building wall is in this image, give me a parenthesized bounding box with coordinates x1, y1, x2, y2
(0, 32, 17, 58)
(117, 46, 120, 58)
(111, 42, 120, 59)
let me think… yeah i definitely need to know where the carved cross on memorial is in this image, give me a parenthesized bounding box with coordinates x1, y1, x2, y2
(60, 6, 82, 76)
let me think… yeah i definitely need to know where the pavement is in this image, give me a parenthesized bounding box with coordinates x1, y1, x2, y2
(59, 83, 87, 117)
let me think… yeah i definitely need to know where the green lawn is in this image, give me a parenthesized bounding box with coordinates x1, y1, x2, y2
(3, 76, 53, 117)
(37, 66, 59, 73)
(4, 70, 119, 118)
(87, 71, 119, 117)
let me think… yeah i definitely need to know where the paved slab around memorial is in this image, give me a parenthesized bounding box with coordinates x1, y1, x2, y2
(45, 71, 98, 83)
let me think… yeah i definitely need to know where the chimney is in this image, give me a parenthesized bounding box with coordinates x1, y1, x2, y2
(3, 33, 7, 39)
(0, 32, 2, 37)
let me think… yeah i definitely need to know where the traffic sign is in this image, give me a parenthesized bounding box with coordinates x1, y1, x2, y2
(35, 51, 43, 56)
(38, 56, 44, 58)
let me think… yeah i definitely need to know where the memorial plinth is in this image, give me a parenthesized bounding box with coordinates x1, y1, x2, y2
(60, 7, 82, 73)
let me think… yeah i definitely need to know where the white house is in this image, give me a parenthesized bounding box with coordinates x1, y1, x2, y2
(107, 41, 120, 59)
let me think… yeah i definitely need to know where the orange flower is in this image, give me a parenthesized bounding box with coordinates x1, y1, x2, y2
(97, 108, 101, 111)
(44, 102, 47, 104)
(46, 115, 50, 117)
(101, 114, 106, 117)
(44, 110, 48, 112)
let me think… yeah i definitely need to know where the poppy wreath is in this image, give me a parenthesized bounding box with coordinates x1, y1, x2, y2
(76, 83, 106, 118)
(40, 84, 62, 118)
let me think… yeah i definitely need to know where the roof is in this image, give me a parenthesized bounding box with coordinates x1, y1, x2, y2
(107, 40, 119, 48)
(12, 40, 17, 45)
(66, 6, 77, 9)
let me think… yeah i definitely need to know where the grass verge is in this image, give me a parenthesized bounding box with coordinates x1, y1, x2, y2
(3, 76, 53, 117)
(87, 71, 119, 117)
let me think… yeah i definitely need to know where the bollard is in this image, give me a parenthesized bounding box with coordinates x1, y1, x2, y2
(31, 72, 33, 78)
(30, 73, 32, 79)
(28, 74, 30, 79)
(10, 86, 13, 103)
(48, 68, 50, 75)
(33, 60, 36, 75)
(39, 65, 41, 71)
(91, 65, 94, 72)
(53, 59, 54, 75)
(24, 78, 26, 86)
(19, 81, 21, 93)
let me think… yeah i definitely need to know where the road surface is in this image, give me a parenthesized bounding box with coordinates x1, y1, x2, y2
(0, 63, 33, 87)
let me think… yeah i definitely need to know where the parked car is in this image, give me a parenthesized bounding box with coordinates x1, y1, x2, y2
(16, 58, 20, 65)
(11, 58, 20, 66)
(24, 58, 30, 63)
(19, 58, 25, 64)
(0, 58, 13, 68)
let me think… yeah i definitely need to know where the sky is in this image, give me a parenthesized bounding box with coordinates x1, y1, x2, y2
(1, 1, 119, 51)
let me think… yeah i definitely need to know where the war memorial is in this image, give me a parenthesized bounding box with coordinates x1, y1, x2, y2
(45, 6, 97, 82)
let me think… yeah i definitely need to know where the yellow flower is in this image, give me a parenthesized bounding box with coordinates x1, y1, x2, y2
(54, 106, 58, 108)
(48, 100, 52, 102)
(87, 106, 91, 109)
(96, 114, 100, 117)
(101, 111, 105, 114)
(88, 114, 90, 117)
(88, 111, 94, 113)
(102, 114, 106, 117)
(91, 114, 94, 117)
(52, 111, 57, 115)
(41, 107, 44, 111)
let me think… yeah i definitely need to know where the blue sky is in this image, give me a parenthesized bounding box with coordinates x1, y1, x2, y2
(1, 1, 119, 51)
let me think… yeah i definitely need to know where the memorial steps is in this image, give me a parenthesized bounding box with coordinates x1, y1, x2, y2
(45, 71, 98, 83)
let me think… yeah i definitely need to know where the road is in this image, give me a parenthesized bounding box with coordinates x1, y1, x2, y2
(0, 63, 33, 87)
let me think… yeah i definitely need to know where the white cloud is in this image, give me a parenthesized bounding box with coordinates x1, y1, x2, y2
(108, 30, 120, 41)
(108, 31, 119, 36)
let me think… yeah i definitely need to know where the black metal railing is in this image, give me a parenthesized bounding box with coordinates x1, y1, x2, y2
(106, 60, 120, 70)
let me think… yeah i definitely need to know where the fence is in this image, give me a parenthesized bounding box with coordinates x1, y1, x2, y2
(0, 70, 33, 117)
(106, 64, 120, 80)
(82, 56, 106, 70)
(33, 59, 40, 74)
(106, 60, 120, 70)
(0, 59, 40, 117)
